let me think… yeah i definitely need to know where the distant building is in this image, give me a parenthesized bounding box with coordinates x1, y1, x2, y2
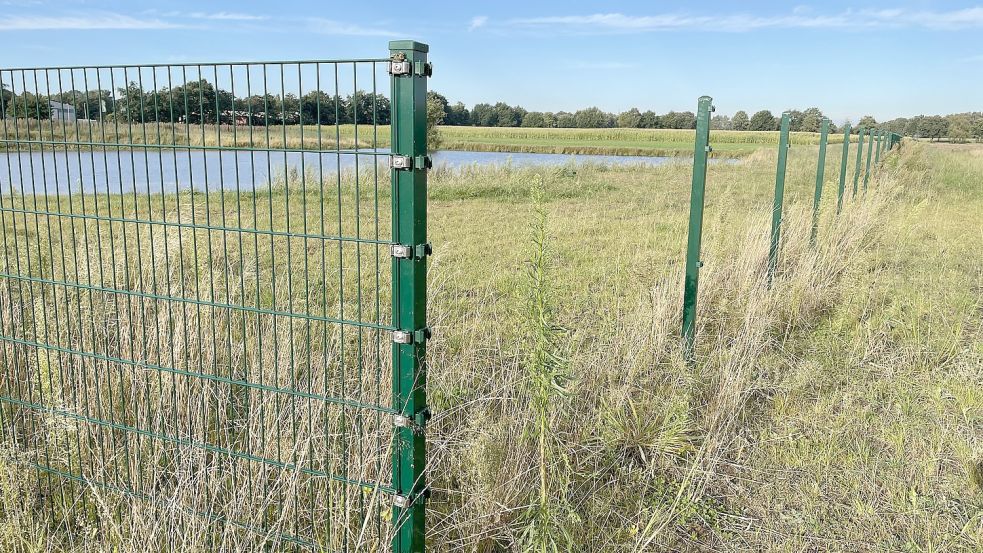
(49, 101, 76, 122)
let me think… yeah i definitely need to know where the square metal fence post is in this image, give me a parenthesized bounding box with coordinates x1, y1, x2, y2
(810, 117, 830, 245)
(389, 39, 430, 553)
(767, 111, 792, 287)
(681, 95, 713, 362)
(863, 128, 874, 193)
(875, 129, 882, 164)
(853, 126, 865, 198)
(837, 123, 851, 214)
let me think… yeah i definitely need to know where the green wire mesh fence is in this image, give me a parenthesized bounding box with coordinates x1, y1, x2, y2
(0, 48, 426, 551)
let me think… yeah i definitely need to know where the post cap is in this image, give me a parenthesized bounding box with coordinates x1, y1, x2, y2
(389, 40, 429, 53)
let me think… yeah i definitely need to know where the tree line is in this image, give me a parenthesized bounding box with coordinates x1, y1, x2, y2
(3, 82, 981, 142)
(428, 92, 983, 141)
(0, 80, 391, 125)
(428, 93, 843, 132)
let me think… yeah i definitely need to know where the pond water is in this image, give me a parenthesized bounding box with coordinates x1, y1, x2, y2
(0, 149, 692, 194)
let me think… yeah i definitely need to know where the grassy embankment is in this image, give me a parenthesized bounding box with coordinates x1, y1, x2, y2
(0, 140, 979, 551)
(2, 119, 858, 156)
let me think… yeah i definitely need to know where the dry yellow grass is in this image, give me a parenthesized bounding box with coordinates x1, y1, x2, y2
(0, 141, 979, 551)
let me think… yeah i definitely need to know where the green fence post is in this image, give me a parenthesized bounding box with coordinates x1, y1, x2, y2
(767, 111, 792, 287)
(681, 95, 713, 362)
(875, 129, 882, 164)
(836, 123, 851, 214)
(853, 126, 865, 197)
(810, 117, 830, 245)
(863, 127, 874, 193)
(389, 39, 430, 553)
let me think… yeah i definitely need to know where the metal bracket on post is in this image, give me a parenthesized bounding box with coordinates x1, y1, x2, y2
(394, 408, 431, 435)
(391, 327, 431, 345)
(391, 243, 432, 260)
(392, 487, 431, 510)
(390, 154, 432, 171)
(389, 53, 432, 77)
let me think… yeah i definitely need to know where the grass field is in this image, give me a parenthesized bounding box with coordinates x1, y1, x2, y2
(0, 139, 979, 551)
(437, 125, 856, 156)
(1, 118, 861, 157)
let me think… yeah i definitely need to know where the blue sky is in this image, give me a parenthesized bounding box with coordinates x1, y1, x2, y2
(1, 1, 981, 124)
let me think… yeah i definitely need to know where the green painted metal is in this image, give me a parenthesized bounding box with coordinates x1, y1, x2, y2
(875, 130, 882, 164)
(390, 39, 429, 553)
(836, 123, 851, 214)
(810, 117, 830, 245)
(681, 95, 713, 362)
(0, 50, 405, 550)
(767, 111, 792, 287)
(863, 127, 875, 192)
(853, 126, 866, 197)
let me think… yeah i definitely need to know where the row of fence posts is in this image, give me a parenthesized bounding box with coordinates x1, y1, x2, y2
(681, 95, 902, 361)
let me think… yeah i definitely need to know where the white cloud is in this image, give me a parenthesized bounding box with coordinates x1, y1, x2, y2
(509, 7, 983, 33)
(469, 15, 488, 31)
(0, 13, 186, 30)
(186, 11, 268, 21)
(306, 18, 398, 37)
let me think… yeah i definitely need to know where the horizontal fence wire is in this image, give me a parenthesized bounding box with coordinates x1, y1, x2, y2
(0, 59, 398, 551)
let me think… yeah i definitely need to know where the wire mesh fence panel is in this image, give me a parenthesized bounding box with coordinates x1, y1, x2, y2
(0, 57, 403, 551)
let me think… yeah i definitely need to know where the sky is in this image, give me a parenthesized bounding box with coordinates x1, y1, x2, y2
(0, 0, 981, 124)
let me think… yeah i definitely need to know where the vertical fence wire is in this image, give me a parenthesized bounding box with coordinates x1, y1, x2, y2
(0, 58, 399, 551)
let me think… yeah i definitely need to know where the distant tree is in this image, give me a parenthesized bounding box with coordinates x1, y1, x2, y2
(904, 116, 922, 136)
(445, 102, 470, 125)
(917, 115, 948, 141)
(661, 110, 696, 129)
(426, 93, 445, 149)
(541, 112, 558, 128)
(79, 90, 115, 120)
(786, 109, 805, 131)
(748, 110, 778, 131)
(427, 91, 449, 124)
(857, 115, 878, 130)
(159, 79, 234, 124)
(616, 107, 642, 128)
(347, 91, 389, 125)
(732, 110, 749, 131)
(882, 117, 908, 135)
(471, 103, 496, 127)
(493, 102, 521, 127)
(5, 91, 50, 119)
(948, 116, 972, 143)
(573, 106, 614, 128)
(639, 110, 659, 129)
(556, 112, 575, 128)
(521, 111, 546, 127)
(0, 83, 10, 117)
(300, 90, 336, 125)
(974, 119, 983, 142)
(710, 114, 732, 130)
(799, 107, 824, 133)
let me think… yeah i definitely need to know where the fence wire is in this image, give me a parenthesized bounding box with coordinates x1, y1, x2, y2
(0, 59, 399, 550)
